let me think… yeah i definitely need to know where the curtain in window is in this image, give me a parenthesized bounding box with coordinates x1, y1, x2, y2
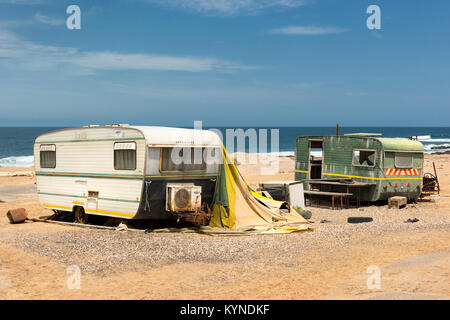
(395, 153, 413, 168)
(40, 151, 56, 168)
(114, 150, 136, 170)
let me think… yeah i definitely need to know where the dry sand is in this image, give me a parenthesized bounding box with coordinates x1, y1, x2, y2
(0, 155, 449, 300)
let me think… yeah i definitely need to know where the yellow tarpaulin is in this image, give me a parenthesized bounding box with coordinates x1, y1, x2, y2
(209, 146, 312, 233)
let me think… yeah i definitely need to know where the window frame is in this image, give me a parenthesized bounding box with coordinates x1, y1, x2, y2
(159, 147, 207, 174)
(394, 152, 414, 169)
(352, 148, 377, 168)
(114, 141, 137, 171)
(39, 144, 56, 169)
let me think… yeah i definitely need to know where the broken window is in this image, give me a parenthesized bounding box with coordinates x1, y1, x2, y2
(40, 144, 56, 168)
(353, 149, 376, 167)
(395, 152, 414, 168)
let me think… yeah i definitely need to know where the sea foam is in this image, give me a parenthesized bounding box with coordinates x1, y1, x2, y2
(0, 156, 34, 167)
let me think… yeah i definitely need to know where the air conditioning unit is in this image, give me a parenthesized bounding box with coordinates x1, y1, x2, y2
(166, 183, 202, 213)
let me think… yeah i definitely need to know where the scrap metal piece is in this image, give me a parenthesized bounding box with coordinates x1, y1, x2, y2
(421, 162, 440, 197)
(6, 208, 28, 224)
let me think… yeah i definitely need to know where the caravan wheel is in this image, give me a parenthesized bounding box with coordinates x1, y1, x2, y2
(74, 207, 90, 224)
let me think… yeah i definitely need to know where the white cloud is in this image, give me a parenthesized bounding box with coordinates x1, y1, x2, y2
(0, 29, 75, 61)
(34, 12, 65, 26)
(73, 52, 254, 72)
(0, 29, 255, 73)
(143, 0, 306, 16)
(270, 26, 350, 35)
(0, 0, 45, 4)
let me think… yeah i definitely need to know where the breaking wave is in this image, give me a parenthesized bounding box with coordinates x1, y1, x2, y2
(0, 156, 34, 167)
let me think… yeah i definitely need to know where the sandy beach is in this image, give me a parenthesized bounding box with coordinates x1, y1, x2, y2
(0, 155, 449, 300)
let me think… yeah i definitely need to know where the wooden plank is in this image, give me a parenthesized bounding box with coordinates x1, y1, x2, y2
(304, 191, 352, 196)
(308, 181, 376, 187)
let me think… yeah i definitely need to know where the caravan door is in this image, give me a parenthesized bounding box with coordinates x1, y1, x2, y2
(308, 140, 323, 179)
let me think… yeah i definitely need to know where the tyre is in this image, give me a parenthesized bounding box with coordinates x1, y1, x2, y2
(347, 217, 373, 224)
(300, 210, 312, 220)
(74, 206, 90, 224)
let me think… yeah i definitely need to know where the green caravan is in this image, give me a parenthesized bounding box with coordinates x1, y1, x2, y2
(294, 134, 424, 201)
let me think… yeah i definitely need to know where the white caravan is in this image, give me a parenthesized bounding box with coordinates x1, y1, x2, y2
(34, 125, 222, 223)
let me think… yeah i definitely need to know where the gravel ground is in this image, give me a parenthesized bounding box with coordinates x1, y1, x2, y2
(1, 200, 449, 274)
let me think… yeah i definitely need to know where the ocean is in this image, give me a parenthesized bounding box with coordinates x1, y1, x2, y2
(1, 127, 450, 167)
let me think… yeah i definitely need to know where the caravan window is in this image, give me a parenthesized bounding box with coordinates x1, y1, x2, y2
(352, 149, 376, 167)
(40, 144, 56, 168)
(114, 142, 136, 170)
(160, 147, 206, 173)
(395, 152, 414, 168)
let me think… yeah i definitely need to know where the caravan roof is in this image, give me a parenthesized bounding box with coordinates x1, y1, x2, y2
(35, 125, 223, 148)
(376, 138, 423, 153)
(131, 126, 222, 147)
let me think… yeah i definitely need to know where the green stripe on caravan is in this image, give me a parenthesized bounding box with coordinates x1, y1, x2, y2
(36, 171, 217, 180)
(145, 174, 217, 180)
(35, 171, 144, 179)
(38, 192, 140, 203)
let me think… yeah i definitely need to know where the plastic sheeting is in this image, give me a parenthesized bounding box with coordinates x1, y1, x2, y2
(209, 147, 312, 233)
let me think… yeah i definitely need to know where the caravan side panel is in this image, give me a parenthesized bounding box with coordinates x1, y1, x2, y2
(34, 127, 145, 219)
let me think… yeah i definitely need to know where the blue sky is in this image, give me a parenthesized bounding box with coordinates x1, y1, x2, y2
(0, 0, 449, 127)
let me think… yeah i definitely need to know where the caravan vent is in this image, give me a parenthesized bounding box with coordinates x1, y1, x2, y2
(88, 191, 99, 198)
(40, 145, 56, 152)
(114, 142, 136, 150)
